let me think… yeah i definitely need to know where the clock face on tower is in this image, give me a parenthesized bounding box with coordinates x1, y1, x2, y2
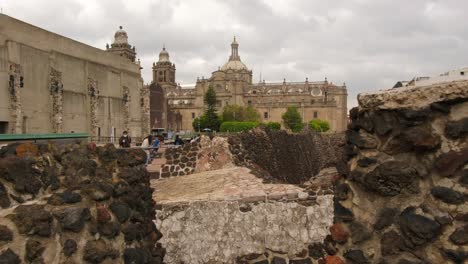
(311, 87, 322, 96)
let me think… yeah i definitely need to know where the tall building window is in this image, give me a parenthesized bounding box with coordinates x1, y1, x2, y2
(313, 111, 318, 118)
(192, 112, 195, 119)
(248, 100, 252, 105)
(264, 112, 268, 119)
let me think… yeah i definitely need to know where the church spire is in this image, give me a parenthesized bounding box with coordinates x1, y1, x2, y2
(229, 36, 240, 61)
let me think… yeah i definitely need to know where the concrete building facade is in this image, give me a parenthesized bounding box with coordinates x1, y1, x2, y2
(0, 15, 149, 138)
(151, 38, 348, 132)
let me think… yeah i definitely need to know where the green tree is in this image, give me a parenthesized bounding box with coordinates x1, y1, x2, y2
(202, 85, 221, 131)
(308, 119, 330, 132)
(222, 105, 260, 122)
(222, 105, 244, 122)
(244, 105, 261, 122)
(282, 106, 304, 133)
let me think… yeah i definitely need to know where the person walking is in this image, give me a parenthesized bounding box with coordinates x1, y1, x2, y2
(141, 134, 153, 165)
(151, 136, 161, 158)
(119, 131, 131, 148)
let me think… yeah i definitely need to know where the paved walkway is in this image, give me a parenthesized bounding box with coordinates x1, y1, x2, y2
(151, 167, 308, 205)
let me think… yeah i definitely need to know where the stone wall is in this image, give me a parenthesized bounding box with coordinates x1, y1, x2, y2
(326, 81, 468, 264)
(160, 141, 201, 178)
(0, 142, 164, 263)
(159, 136, 236, 178)
(228, 128, 345, 184)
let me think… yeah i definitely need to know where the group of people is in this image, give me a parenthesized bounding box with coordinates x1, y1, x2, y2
(118, 131, 185, 165)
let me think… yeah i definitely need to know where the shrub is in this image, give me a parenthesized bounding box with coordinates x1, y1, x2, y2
(220, 121, 259, 132)
(309, 119, 330, 132)
(265, 122, 281, 130)
(282, 106, 304, 133)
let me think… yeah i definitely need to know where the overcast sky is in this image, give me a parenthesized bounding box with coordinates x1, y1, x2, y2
(2, 0, 467, 107)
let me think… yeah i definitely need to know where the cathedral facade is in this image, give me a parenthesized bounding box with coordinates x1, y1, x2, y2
(150, 38, 348, 132)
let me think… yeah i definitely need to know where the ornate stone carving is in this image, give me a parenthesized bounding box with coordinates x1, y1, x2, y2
(8, 63, 23, 134)
(122, 86, 130, 131)
(49, 68, 63, 133)
(140, 84, 150, 135)
(87, 78, 99, 136)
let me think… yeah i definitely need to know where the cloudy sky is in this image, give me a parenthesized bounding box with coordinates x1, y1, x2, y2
(2, 0, 467, 107)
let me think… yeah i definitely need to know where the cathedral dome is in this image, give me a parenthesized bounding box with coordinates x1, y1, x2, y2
(220, 36, 248, 71)
(159, 46, 170, 62)
(113, 26, 128, 44)
(221, 60, 248, 71)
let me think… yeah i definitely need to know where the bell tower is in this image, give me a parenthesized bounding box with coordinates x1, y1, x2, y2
(152, 45, 176, 90)
(106, 26, 136, 62)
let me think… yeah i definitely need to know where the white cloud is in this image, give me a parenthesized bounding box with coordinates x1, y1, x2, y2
(2, 0, 467, 108)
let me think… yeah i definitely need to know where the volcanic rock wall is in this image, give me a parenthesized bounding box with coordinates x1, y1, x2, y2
(160, 136, 235, 178)
(0, 142, 164, 263)
(228, 129, 345, 184)
(329, 81, 468, 264)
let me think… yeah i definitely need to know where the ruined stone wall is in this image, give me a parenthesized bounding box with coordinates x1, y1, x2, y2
(0, 142, 164, 263)
(326, 81, 468, 264)
(160, 141, 200, 178)
(159, 136, 235, 178)
(228, 129, 345, 184)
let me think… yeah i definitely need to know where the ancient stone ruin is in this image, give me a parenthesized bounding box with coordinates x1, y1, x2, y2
(332, 80, 468, 264)
(0, 79, 466, 264)
(0, 142, 164, 263)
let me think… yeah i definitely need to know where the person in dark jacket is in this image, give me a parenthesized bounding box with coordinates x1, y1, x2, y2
(174, 135, 184, 146)
(119, 131, 131, 148)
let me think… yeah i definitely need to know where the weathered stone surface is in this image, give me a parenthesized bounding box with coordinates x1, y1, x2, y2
(0, 183, 10, 208)
(290, 258, 312, 264)
(349, 221, 372, 244)
(445, 117, 468, 139)
(374, 207, 398, 230)
(401, 126, 441, 151)
(123, 248, 152, 264)
(0, 248, 20, 264)
(156, 197, 334, 264)
(322, 255, 345, 264)
(362, 161, 418, 196)
(347, 130, 378, 149)
(334, 183, 349, 200)
(96, 204, 111, 223)
(330, 223, 348, 244)
(449, 225, 468, 245)
(0, 157, 42, 194)
(440, 248, 467, 264)
(460, 169, 468, 185)
(431, 186, 464, 204)
(308, 243, 325, 260)
(344, 249, 369, 264)
(83, 240, 118, 264)
(82, 181, 113, 201)
(334, 202, 354, 222)
(434, 148, 468, 177)
(381, 230, 402, 256)
(97, 221, 120, 239)
(272, 256, 287, 264)
(25, 239, 45, 262)
(48, 190, 82, 205)
(0, 225, 12, 242)
(357, 80, 468, 110)
(109, 201, 131, 223)
(63, 239, 77, 257)
(399, 207, 441, 248)
(53, 206, 91, 232)
(11, 204, 52, 237)
(122, 223, 146, 242)
(372, 110, 397, 135)
(357, 157, 377, 167)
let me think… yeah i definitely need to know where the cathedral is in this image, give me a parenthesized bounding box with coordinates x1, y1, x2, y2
(151, 37, 348, 132)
